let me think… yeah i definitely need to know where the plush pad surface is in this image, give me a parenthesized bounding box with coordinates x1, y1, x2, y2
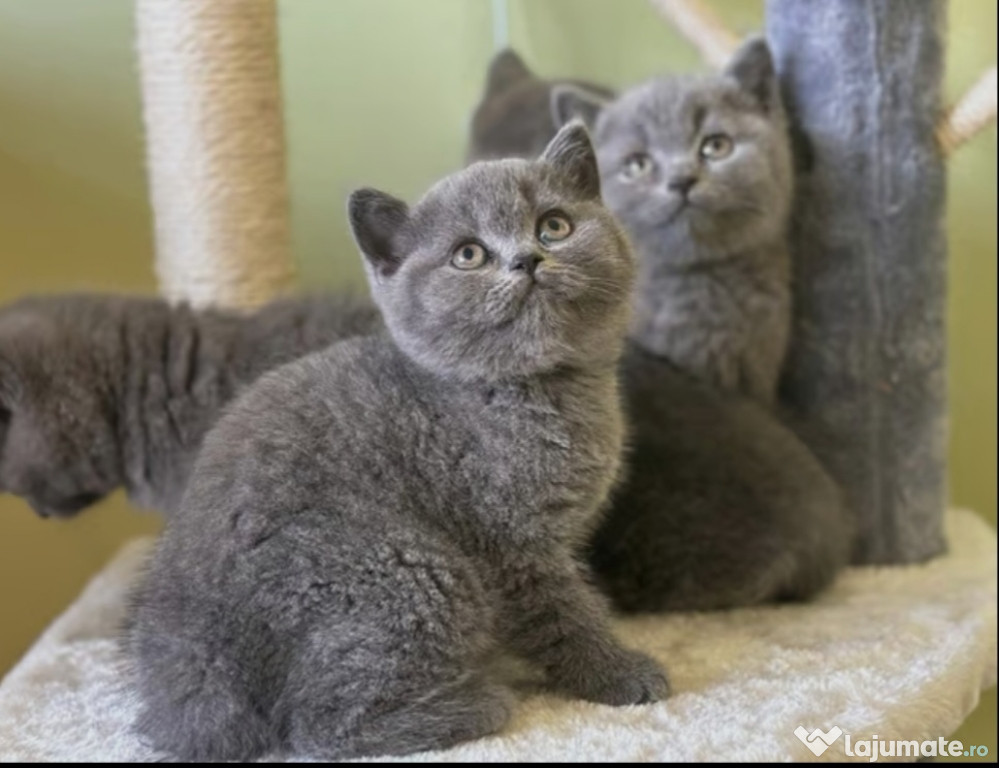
(0, 509, 994, 762)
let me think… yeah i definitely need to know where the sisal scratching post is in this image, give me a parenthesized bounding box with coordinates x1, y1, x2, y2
(648, 0, 739, 69)
(939, 66, 997, 156)
(136, 0, 295, 310)
(767, 0, 948, 564)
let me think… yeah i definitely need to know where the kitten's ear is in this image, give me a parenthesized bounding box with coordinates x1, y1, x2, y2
(348, 188, 410, 277)
(485, 48, 534, 96)
(541, 121, 601, 200)
(550, 84, 610, 129)
(725, 36, 779, 111)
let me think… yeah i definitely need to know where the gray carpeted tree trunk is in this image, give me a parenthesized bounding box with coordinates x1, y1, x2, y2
(766, 0, 948, 564)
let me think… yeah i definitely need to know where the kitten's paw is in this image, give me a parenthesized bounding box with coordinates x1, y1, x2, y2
(563, 649, 670, 706)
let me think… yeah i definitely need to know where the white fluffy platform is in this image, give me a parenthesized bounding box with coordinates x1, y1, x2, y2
(1, 509, 995, 762)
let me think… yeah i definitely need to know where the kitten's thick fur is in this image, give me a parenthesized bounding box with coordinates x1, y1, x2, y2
(554, 38, 793, 405)
(0, 294, 379, 518)
(467, 48, 614, 163)
(129, 125, 667, 761)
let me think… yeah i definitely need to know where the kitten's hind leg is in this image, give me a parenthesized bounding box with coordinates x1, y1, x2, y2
(284, 665, 512, 760)
(130, 596, 281, 761)
(276, 533, 511, 759)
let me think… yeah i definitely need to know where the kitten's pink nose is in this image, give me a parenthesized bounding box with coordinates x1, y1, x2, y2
(510, 253, 543, 277)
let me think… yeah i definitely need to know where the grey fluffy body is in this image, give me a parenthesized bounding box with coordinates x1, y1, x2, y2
(127, 125, 668, 761)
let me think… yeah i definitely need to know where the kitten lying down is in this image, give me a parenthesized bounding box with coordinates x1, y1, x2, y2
(128, 124, 668, 761)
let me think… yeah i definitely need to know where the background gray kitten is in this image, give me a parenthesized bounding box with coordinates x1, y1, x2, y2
(469, 38, 849, 609)
(0, 294, 378, 518)
(467, 48, 614, 162)
(129, 124, 667, 762)
(555, 38, 793, 405)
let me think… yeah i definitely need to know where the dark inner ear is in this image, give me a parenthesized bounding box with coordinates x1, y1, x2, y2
(541, 121, 601, 200)
(725, 36, 778, 111)
(485, 48, 533, 95)
(550, 84, 608, 130)
(348, 189, 410, 277)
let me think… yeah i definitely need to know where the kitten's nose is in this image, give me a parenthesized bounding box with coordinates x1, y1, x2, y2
(510, 253, 543, 277)
(667, 175, 698, 195)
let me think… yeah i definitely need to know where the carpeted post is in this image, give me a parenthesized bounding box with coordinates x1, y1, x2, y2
(767, 0, 948, 563)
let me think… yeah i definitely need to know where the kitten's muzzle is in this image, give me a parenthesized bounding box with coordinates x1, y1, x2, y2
(510, 253, 543, 277)
(28, 491, 104, 519)
(667, 175, 697, 196)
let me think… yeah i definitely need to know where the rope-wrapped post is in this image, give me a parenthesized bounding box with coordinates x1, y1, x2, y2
(648, 0, 739, 70)
(768, 0, 948, 564)
(136, 0, 295, 309)
(939, 66, 997, 156)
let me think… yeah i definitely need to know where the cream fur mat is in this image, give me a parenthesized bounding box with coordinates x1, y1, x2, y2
(0, 509, 994, 762)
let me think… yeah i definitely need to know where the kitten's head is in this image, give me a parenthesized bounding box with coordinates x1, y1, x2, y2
(553, 38, 793, 260)
(350, 122, 635, 383)
(468, 48, 615, 163)
(0, 299, 121, 518)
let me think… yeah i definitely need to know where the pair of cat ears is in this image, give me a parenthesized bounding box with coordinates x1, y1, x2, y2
(489, 37, 779, 131)
(349, 122, 600, 279)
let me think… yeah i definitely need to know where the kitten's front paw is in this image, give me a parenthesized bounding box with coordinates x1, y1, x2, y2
(559, 649, 670, 706)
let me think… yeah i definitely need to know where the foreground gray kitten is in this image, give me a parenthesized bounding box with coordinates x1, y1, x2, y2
(467, 48, 614, 163)
(129, 124, 667, 761)
(554, 38, 793, 405)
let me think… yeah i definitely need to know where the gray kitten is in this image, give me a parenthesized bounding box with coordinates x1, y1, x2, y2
(554, 38, 793, 405)
(468, 48, 614, 162)
(0, 294, 379, 518)
(129, 124, 667, 762)
(591, 346, 851, 612)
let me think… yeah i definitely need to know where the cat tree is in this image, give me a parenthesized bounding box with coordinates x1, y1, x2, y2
(0, 0, 993, 761)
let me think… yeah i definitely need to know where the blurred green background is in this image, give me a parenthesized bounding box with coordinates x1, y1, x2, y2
(0, 0, 994, 755)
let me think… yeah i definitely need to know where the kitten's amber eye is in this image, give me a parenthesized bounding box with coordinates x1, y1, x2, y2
(699, 134, 734, 160)
(450, 242, 489, 270)
(621, 153, 654, 180)
(538, 212, 573, 244)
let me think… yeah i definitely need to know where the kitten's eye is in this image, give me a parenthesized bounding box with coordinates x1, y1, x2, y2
(537, 212, 573, 244)
(699, 134, 734, 160)
(621, 153, 654, 180)
(450, 242, 489, 270)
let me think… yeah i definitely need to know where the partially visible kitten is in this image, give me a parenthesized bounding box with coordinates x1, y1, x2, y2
(129, 124, 666, 762)
(0, 294, 380, 518)
(554, 38, 793, 405)
(591, 346, 851, 612)
(467, 48, 614, 162)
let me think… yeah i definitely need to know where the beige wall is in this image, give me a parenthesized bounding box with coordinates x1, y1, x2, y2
(0, 0, 994, 753)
